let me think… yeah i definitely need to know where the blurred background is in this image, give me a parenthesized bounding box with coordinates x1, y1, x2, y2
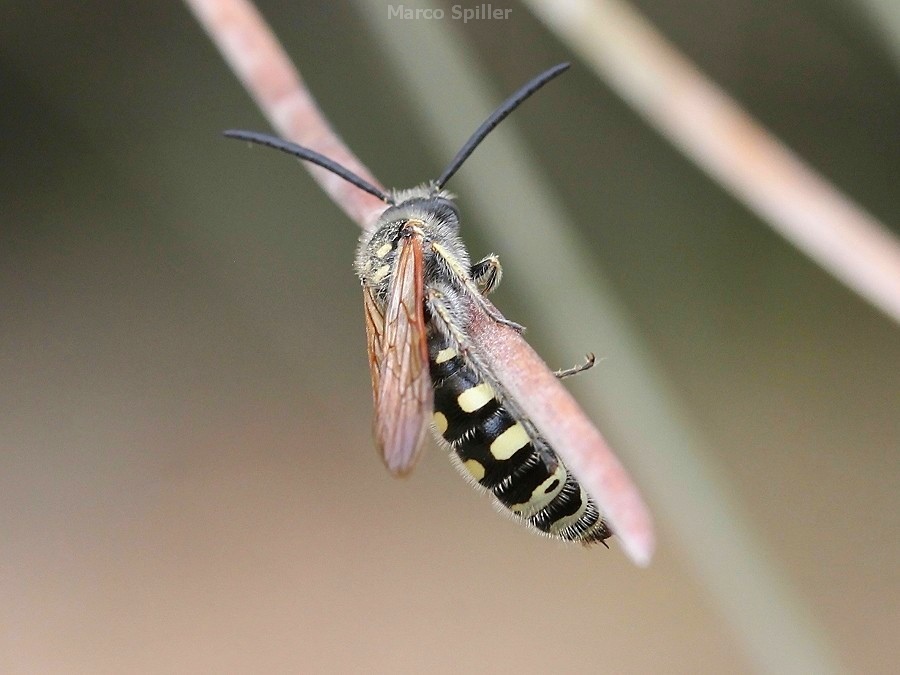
(1, 0, 897, 672)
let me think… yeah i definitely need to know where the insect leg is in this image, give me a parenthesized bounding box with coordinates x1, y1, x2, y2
(554, 353, 596, 379)
(471, 255, 502, 295)
(425, 286, 472, 356)
(431, 242, 524, 332)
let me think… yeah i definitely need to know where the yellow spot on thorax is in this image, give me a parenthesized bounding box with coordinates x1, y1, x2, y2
(489, 423, 530, 460)
(374, 242, 393, 259)
(371, 264, 391, 283)
(457, 383, 494, 412)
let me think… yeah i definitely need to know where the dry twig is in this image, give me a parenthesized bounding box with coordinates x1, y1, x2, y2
(525, 0, 900, 326)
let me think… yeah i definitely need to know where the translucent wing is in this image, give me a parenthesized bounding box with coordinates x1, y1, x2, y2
(363, 232, 432, 476)
(362, 283, 385, 398)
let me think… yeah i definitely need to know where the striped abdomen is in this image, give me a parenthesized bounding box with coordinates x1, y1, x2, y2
(428, 333, 611, 544)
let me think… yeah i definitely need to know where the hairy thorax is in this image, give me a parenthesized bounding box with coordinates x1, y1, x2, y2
(354, 186, 471, 303)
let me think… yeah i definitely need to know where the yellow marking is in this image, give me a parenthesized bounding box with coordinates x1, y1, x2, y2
(549, 487, 589, 534)
(511, 464, 566, 513)
(489, 423, 530, 460)
(375, 242, 393, 259)
(371, 264, 391, 283)
(435, 347, 457, 364)
(433, 411, 448, 435)
(457, 383, 494, 413)
(432, 242, 469, 277)
(463, 459, 486, 481)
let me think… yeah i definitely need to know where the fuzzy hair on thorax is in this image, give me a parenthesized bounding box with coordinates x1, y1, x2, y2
(354, 184, 472, 301)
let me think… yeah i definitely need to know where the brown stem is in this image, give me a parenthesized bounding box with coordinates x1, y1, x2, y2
(525, 0, 900, 326)
(186, 0, 386, 228)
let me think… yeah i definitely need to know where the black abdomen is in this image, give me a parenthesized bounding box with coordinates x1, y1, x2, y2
(428, 333, 611, 545)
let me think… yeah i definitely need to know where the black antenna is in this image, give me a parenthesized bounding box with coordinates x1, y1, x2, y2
(434, 62, 571, 189)
(222, 129, 392, 204)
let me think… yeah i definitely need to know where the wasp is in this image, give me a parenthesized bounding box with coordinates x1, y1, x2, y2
(225, 64, 611, 545)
